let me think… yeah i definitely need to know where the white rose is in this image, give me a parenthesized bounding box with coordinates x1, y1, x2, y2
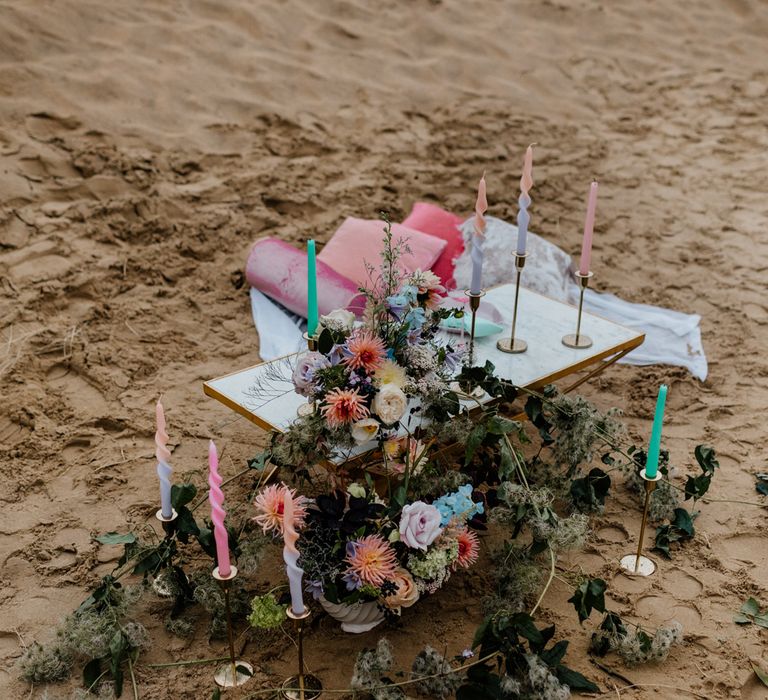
(399, 502, 442, 551)
(372, 383, 408, 426)
(351, 418, 380, 445)
(320, 308, 356, 333)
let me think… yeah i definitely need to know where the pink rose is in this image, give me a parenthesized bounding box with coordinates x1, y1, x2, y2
(399, 501, 442, 551)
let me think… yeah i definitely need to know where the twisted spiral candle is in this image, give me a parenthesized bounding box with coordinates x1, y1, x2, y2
(208, 440, 231, 577)
(155, 400, 173, 519)
(516, 145, 534, 256)
(282, 486, 306, 615)
(469, 173, 487, 295)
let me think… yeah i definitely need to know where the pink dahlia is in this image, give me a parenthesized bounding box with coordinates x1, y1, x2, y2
(455, 528, 479, 569)
(320, 387, 370, 427)
(343, 331, 386, 373)
(252, 483, 307, 534)
(345, 534, 398, 587)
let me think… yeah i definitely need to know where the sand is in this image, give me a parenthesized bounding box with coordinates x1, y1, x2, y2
(1, 0, 768, 697)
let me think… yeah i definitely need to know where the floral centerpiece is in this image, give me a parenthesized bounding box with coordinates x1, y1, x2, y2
(253, 472, 483, 632)
(271, 220, 467, 470)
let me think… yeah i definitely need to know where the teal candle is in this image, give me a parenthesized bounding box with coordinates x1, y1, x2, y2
(307, 240, 319, 337)
(645, 384, 668, 478)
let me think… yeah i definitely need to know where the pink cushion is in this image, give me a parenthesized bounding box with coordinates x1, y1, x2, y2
(318, 217, 446, 288)
(402, 202, 464, 289)
(246, 237, 367, 317)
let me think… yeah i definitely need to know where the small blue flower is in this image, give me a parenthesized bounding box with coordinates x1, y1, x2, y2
(342, 569, 363, 591)
(305, 580, 324, 600)
(404, 307, 426, 330)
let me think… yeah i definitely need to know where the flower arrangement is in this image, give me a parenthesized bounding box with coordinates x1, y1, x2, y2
(282, 221, 465, 467)
(253, 474, 484, 619)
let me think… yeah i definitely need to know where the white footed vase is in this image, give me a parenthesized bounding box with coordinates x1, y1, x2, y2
(319, 596, 385, 633)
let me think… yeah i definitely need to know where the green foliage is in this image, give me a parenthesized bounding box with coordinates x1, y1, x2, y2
(590, 612, 683, 665)
(653, 507, 695, 558)
(684, 444, 718, 502)
(753, 663, 768, 688)
(568, 579, 607, 623)
(733, 597, 768, 628)
(459, 613, 599, 697)
(96, 532, 137, 546)
(570, 468, 611, 512)
(248, 593, 287, 629)
(755, 473, 768, 496)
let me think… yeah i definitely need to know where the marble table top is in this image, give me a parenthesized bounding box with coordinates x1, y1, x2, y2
(204, 284, 644, 455)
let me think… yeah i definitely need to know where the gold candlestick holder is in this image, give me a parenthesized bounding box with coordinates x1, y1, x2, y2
(619, 470, 662, 577)
(464, 289, 486, 365)
(297, 332, 319, 417)
(152, 509, 178, 597)
(280, 607, 323, 699)
(562, 271, 593, 349)
(212, 565, 254, 687)
(496, 253, 528, 354)
(303, 331, 318, 352)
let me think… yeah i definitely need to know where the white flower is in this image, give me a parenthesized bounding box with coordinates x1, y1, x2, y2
(320, 308, 355, 333)
(351, 418, 380, 445)
(347, 483, 367, 499)
(372, 383, 408, 425)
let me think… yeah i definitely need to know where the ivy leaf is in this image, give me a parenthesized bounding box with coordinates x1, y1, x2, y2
(570, 468, 611, 512)
(317, 327, 334, 354)
(756, 474, 768, 496)
(590, 611, 627, 656)
(465, 424, 488, 465)
(554, 664, 600, 693)
(671, 508, 695, 538)
(694, 444, 719, 475)
(247, 450, 270, 471)
(753, 663, 768, 688)
(486, 415, 518, 435)
(171, 483, 197, 509)
(175, 505, 200, 544)
(211, 689, 222, 700)
(524, 395, 553, 444)
(83, 657, 102, 690)
(754, 613, 768, 629)
(539, 639, 569, 667)
(568, 579, 607, 623)
(96, 532, 137, 545)
(109, 629, 127, 696)
(741, 597, 761, 617)
(499, 441, 515, 482)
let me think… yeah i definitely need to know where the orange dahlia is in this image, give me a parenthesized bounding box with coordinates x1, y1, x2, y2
(252, 483, 307, 534)
(343, 331, 386, 372)
(345, 534, 398, 587)
(455, 528, 479, 569)
(320, 387, 370, 427)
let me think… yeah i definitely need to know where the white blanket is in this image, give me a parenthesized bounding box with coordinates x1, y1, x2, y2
(249, 216, 707, 381)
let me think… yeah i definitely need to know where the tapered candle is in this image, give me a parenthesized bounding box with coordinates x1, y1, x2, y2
(516, 145, 534, 256)
(578, 181, 598, 275)
(307, 239, 319, 337)
(282, 486, 306, 615)
(644, 385, 668, 479)
(208, 440, 231, 577)
(155, 400, 173, 519)
(469, 174, 487, 295)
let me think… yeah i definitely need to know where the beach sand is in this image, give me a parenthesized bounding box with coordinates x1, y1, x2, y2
(1, 0, 767, 697)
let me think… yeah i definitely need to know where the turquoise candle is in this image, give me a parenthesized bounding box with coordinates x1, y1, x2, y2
(307, 239, 318, 337)
(645, 384, 668, 478)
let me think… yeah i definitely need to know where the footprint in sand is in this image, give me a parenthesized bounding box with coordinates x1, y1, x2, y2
(715, 534, 768, 581)
(636, 594, 702, 628)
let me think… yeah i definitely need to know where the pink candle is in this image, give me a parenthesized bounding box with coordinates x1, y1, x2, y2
(469, 174, 487, 295)
(579, 181, 599, 275)
(282, 486, 305, 615)
(208, 440, 231, 577)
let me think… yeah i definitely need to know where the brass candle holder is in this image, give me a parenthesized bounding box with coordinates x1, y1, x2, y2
(212, 565, 254, 687)
(152, 508, 178, 597)
(280, 607, 323, 699)
(619, 470, 662, 577)
(464, 289, 486, 364)
(562, 270, 593, 349)
(496, 253, 528, 354)
(297, 332, 319, 417)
